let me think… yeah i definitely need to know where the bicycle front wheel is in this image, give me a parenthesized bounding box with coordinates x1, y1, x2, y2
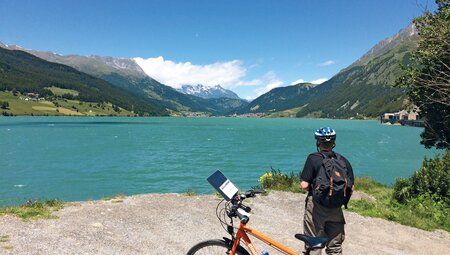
(186, 239, 250, 255)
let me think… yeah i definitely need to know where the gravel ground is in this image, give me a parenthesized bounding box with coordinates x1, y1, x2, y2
(0, 191, 449, 255)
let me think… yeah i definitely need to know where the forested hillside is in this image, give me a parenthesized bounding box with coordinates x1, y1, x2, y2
(236, 83, 319, 113)
(0, 47, 167, 116)
(0, 45, 248, 116)
(240, 24, 417, 118)
(296, 40, 414, 118)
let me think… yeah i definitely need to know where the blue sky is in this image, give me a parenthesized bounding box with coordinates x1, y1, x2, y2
(0, 0, 437, 100)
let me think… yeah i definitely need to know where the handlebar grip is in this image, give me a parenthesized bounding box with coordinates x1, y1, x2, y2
(252, 189, 266, 194)
(236, 208, 250, 224)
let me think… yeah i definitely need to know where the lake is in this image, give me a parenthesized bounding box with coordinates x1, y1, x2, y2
(0, 117, 436, 206)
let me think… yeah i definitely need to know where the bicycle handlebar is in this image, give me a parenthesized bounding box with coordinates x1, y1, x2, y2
(228, 189, 266, 223)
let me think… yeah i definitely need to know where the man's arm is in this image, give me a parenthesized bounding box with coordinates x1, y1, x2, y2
(344, 157, 355, 191)
(300, 154, 314, 192)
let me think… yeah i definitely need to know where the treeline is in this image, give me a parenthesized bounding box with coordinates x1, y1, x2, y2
(0, 48, 168, 116)
(237, 83, 320, 114)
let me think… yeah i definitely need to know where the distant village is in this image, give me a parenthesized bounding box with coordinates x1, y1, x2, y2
(20, 92, 45, 102)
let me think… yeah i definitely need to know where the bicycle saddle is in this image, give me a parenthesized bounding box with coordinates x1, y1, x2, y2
(294, 234, 328, 249)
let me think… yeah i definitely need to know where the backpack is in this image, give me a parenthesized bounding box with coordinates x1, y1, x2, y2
(311, 152, 353, 209)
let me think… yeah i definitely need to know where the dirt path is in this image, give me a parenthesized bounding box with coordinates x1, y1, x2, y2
(0, 191, 449, 254)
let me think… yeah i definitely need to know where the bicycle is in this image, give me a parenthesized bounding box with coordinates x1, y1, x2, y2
(187, 171, 328, 255)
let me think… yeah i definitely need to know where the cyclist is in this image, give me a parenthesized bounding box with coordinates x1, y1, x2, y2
(300, 127, 354, 255)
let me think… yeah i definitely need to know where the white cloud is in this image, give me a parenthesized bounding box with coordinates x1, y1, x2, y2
(290, 77, 329, 85)
(235, 79, 262, 87)
(290, 79, 305, 85)
(310, 78, 328, 84)
(317, 60, 336, 66)
(134, 56, 290, 100)
(253, 72, 284, 98)
(134, 56, 246, 89)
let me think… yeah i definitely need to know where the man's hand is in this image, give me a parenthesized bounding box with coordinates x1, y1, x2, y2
(300, 181, 310, 191)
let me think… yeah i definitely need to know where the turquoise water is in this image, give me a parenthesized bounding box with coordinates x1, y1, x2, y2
(0, 117, 436, 206)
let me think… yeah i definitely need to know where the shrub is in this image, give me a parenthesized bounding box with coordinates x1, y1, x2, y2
(257, 167, 302, 193)
(392, 178, 412, 204)
(349, 177, 450, 232)
(0, 101, 9, 109)
(393, 150, 450, 206)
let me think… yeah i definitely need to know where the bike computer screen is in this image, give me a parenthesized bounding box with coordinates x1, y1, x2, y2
(207, 170, 239, 201)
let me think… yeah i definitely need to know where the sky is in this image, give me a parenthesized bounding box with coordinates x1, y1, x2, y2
(0, 0, 438, 100)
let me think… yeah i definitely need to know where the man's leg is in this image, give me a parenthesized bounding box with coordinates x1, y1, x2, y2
(303, 197, 325, 255)
(324, 221, 345, 255)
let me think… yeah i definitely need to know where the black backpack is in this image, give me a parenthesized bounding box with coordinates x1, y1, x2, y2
(312, 152, 353, 209)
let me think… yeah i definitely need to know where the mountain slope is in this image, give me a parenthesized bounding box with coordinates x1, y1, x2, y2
(0, 47, 167, 116)
(296, 26, 417, 118)
(0, 44, 147, 79)
(237, 83, 319, 113)
(241, 23, 417, 118)
(0, 44, 248, 115)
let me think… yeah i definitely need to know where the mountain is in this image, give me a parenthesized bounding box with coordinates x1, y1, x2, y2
(0, 44, 248, 115)
(178, 84, 241, 99)
(237, 83, 319, 113)
(296, 23, 417, 118)
(0, 43, 147, 79)
(0, 47, 167, 116)
(240, 23, 417, 118)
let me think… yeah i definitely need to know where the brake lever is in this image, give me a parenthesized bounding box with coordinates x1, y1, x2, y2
(240, 203, 251, 213)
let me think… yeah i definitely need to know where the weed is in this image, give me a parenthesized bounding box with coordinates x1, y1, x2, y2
(103, 194, 126, 202)
(183, 189, 198, 196)
(0, 199, 64, 220)
(0, 236, 10, 242)
(256, 167, 303, 193)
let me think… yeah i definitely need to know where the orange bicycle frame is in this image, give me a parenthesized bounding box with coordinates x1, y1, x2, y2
(230, 222, 301, 255)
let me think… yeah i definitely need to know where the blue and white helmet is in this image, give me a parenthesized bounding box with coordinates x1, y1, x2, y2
(314, 127, 336, 143)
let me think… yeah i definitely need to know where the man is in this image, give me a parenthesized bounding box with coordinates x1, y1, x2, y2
(300, 127, 354, 255)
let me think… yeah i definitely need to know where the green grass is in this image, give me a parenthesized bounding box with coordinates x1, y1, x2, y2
(102, 194, 125, 203)
(0, 235, 10, 242)
(183, 189, 198, 196)
(256, 170, 449, 232)
(348, 177, 449, 232)
(1, 245, 13, 250)
(0, 199, 64, 220)
(0, 91, 135, 116)
(256, 167, 304, 193)
(265, 106, 306, 118)
(46, 86, 79, 96)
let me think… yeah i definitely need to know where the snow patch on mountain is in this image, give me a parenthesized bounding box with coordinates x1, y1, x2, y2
(178, 84, 240, 99)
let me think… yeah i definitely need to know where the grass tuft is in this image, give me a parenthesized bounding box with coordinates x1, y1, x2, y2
(256, 167, 304, 193)
(183, 189, 198, 196)
(0, 199, 64, 220)
(0, 236, 10, 243)
(103, 194, 126, 203)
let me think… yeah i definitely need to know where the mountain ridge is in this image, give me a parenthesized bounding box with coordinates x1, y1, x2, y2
(178, 84, 241, 99)
(238, 23, 417, 118)
(0, 43, 248, 115)
(0, 47, 167, 116)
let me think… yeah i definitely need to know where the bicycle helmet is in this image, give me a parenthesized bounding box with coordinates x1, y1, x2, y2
(314, 127, 336, 143)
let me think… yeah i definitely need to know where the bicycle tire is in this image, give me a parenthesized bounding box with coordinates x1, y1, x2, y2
(186, 239, 250, 255)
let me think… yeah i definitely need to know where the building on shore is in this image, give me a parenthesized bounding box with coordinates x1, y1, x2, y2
(380, 109, 424, 127)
